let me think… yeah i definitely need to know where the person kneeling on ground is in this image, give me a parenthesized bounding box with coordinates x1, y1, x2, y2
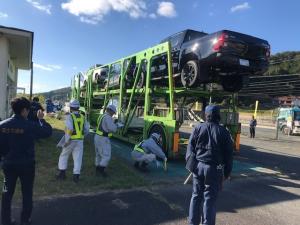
(131, 133, 167, 172)
(56, 99, 90, 183)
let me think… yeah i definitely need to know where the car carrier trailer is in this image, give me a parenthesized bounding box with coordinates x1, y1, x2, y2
(71, 42, 241, 158)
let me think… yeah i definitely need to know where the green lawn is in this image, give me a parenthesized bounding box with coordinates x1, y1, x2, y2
(0, 116, 147, 199)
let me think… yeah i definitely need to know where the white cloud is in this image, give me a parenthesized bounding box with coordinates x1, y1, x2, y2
(61, 0, 147, 24)
(33, 63, 62, 71)
(0, 12, 8, 18)
(230, 2, 250, 13)
(34, 63, 52, 71)
(149, 13, 157, 19)
(26, 0, 52, 15)
(192, 2, 199, 9)
(48, 64, 62, 70)
(157, 1, 177, 18)
(80, 16, 100, 25)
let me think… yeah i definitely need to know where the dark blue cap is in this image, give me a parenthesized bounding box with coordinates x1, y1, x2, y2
(205, 105, 220, 115)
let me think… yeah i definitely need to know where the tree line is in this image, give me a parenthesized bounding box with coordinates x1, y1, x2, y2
(265, 51, 300, 75)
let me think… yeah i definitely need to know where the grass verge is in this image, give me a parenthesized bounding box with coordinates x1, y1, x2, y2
(0, 116, 147, 199)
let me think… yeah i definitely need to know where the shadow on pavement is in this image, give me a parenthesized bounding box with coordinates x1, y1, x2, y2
(30, 190, 186, 225)
(238, 143, 300, 179)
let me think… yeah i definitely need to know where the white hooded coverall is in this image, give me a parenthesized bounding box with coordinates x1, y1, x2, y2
(131, 137, 166, 164)
(94, 113, 117, 167)
(58, 112, 89, 174)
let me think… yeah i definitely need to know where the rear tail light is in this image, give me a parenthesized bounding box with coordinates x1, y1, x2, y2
(173, 132, 179, 153)
(213, 33, 228, 52)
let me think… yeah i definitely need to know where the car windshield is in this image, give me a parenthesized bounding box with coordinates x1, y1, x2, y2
(183, 30, 207, 43)
(160, 31, 185, 47)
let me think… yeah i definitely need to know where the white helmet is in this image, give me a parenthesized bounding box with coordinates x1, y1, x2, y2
(151, 133, 161, 142)
(107, 104, 117, 113)
(69, 99, 80, 108)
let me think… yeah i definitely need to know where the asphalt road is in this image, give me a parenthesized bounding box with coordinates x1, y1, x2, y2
(6, 126, 300, 225)
(15, 175, 299, 225)
(240, 126, 300, 178)
(241, 125, 300, 143)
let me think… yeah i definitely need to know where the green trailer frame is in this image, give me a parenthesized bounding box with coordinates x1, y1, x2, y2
(71, 42, 241, 158)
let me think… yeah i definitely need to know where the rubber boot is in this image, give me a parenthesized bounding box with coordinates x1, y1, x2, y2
(56, 170, 66, 180)
(134, 161, 140, 169)
(99, 166, 108, 178)
(96, 166, 101, 176)
(140, 162, 149, 172)
(73, 174, 80, 183)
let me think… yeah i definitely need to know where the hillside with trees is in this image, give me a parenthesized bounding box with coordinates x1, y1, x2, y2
(265, 51, 300, 75)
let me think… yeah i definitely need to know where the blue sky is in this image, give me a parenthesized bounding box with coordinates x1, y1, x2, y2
(0, 0, 299, 93)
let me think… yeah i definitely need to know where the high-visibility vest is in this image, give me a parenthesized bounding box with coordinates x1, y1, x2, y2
(70, 113, 84, 140)
(96, 114, 112, 138)
(134, 141, 145, 153)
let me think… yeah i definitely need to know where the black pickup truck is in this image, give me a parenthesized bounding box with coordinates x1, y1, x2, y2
(152, 29, 270, 92)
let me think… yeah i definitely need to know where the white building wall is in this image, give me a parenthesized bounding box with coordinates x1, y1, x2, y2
(0, 37, 9, 120)
(7, 60, 18, 117)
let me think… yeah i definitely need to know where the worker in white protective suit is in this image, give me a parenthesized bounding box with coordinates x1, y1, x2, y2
(56, 99, 90, 183)
(131, 133, 167, 172)
(94, 104, 121, 177)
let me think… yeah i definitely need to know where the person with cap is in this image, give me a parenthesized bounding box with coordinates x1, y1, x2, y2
(0, 97, 52, 225)
(186, 104, 233, 225)
(131, 133, 167, 172)
(94, 104, 121, 177)
(56, 99, 89, 183)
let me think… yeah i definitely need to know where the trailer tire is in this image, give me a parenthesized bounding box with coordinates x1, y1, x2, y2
(180, 60, 199, 87)
(149, 124, 167, 156)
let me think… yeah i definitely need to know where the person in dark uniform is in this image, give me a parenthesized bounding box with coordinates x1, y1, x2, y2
(27, 97, 44, 122)
(249, 115, 257, 138)
(0, 97, 52, 225)
(186, 105, 233, 225)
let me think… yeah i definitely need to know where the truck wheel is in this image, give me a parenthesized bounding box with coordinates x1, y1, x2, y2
(221, 75, 243, 92)
(181, 60, 199, 87)
(148, 124, 167, 156)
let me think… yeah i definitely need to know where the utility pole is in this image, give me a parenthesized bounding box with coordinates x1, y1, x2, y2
(29, 61, 33, 100)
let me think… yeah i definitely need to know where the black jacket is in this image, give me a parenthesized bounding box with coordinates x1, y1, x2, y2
(186, 122, 233, 178)
(0, 115, 52, 167)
